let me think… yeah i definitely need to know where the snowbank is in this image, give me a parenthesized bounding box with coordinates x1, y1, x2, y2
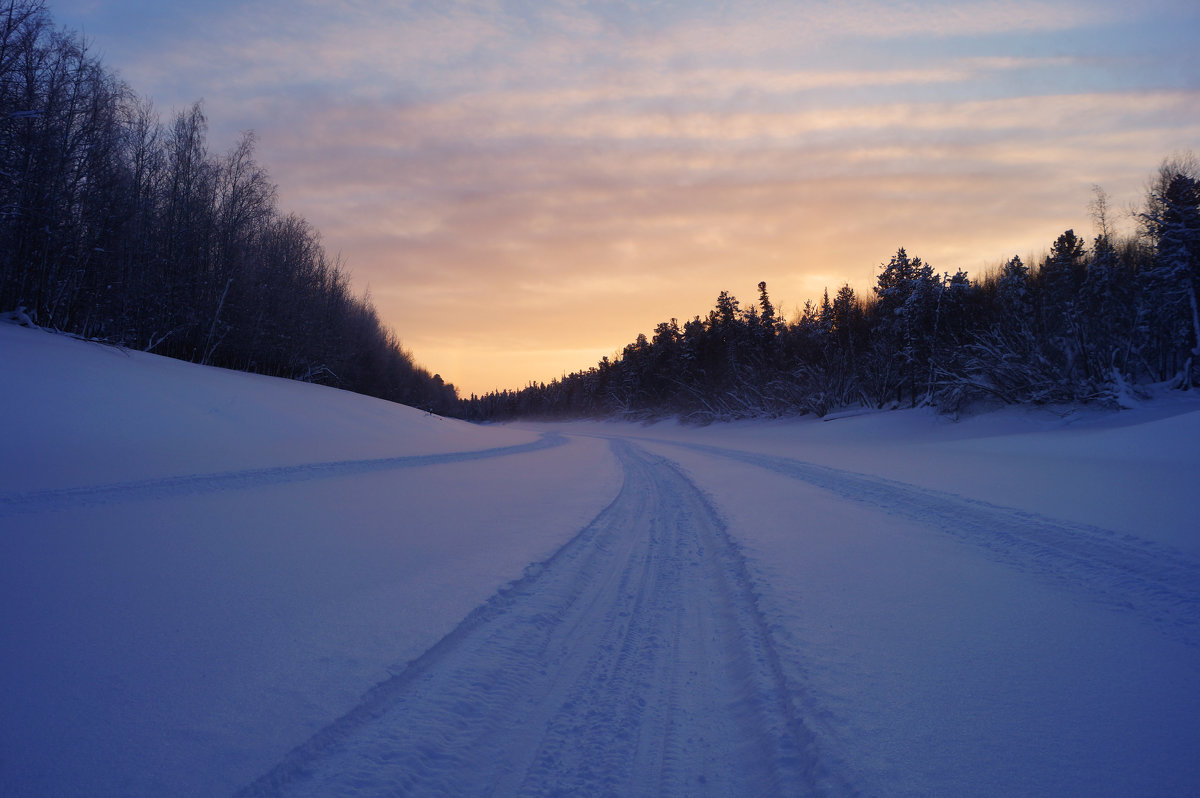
(0, 325, 622, 796)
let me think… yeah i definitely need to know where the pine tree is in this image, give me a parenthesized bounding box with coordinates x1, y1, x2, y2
(1140, 158, 1200, 385)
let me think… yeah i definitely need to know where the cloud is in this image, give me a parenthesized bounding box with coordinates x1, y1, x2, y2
(69, 0, 1199, 393)
(259, 80, 1197, 285)
(111, 0, 1116, 108)
(589, 0, 1108, 68)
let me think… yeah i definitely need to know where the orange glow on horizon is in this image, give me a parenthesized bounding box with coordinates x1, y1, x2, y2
(58, 0, 1200, 398)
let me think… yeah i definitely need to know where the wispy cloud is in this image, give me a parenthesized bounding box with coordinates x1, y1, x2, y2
(56, 0, 1200, 393)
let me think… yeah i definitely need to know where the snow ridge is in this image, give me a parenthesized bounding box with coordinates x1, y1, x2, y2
(0, 432, 565, 518)
(668, 441, 1200, 649)
(234, 439, 844, 797)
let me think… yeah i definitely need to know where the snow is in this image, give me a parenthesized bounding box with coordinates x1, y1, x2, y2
(619, 437, 1200, 796)
(0, 325, 621, 796)
(554, 399, 1200, 554)
(2, 322, 1199, 796)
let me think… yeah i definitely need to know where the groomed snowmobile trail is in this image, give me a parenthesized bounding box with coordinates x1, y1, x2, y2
(236, 439, 840, 797)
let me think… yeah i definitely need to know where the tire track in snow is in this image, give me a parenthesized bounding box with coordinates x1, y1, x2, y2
(235, 439, 842, 798)
(661, 440, 1200, 649)
(0, 433, 566, 518)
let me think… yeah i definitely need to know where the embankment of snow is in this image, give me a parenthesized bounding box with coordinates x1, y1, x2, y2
(0, 324, 538, 492)
(0, 324, 622, 797)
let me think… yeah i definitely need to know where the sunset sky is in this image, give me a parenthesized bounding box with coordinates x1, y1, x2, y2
(54, 0, 1200, 396)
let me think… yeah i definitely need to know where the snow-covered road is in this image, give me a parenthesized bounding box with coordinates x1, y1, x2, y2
(238, 439, 840, 797)
(227, 428, 1200, 798)
(4, 325, 1199, 796)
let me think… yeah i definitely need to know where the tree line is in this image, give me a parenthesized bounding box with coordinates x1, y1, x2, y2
(1, 0, 457, 413)
(464, 156, 1200, 422)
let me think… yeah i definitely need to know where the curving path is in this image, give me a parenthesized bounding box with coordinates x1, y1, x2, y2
(236, 439, 839, 797)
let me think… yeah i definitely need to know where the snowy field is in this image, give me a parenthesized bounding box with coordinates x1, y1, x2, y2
(2, 322, 1199, 797)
